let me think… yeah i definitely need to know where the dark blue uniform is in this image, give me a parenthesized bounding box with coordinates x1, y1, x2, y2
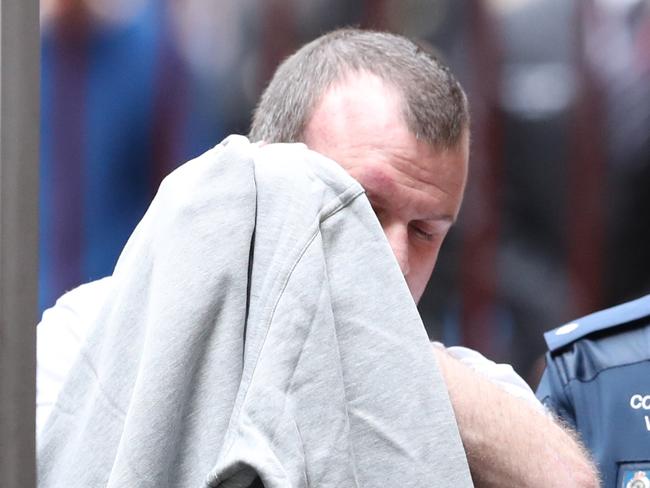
(537, 295, 650, 487)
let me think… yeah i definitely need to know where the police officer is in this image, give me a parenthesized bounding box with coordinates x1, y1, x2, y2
(537, 295, 650, 487)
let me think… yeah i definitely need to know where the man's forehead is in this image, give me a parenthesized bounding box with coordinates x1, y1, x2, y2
(305, 76, 413, 164)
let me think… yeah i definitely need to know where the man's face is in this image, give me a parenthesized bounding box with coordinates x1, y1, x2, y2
(303, 72, 469, 303)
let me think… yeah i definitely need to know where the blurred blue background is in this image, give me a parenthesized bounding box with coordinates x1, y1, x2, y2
(40, 0, 650, 386)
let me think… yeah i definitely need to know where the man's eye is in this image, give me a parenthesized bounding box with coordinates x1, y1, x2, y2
(410, 225, 435, 242)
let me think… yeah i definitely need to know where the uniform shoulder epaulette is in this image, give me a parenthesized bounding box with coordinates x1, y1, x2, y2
(544, 294, 650, 352)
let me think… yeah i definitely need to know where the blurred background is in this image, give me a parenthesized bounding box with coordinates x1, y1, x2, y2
(40, 0, 650, 387)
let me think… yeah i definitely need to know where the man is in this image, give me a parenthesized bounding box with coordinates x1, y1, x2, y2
(538, 294, 650, 487)
(38, 29, 598, 486)
(248, 28, 598, 487)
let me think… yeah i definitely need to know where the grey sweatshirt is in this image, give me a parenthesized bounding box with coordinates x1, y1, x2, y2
(38, 136, 472, 487)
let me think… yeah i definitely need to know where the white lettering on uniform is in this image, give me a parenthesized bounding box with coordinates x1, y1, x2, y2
(630, 394, 650, 410)
(646, 416, 650, 431)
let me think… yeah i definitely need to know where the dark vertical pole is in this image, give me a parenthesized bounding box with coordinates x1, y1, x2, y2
(567, 0, 605, 315)
(150, 0, 189, 195)
(257, 0, 297, 94)
(459, 0, 504, 356)
(49, 6, 88, 301)
(0, 0, 40, 486)
(361, 0, 388, 30)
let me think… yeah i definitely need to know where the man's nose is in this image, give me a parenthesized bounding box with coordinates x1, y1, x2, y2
(382, 221, 410, 277)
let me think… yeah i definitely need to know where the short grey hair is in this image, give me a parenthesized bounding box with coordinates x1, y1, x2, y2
(249, 28, 469, 149)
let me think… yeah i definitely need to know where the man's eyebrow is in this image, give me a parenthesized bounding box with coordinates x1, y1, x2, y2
(420, 213, 456, 224)
(363, 185, 457, 224)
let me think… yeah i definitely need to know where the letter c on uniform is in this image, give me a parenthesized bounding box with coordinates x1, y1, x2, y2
(630, 394, 650, 409)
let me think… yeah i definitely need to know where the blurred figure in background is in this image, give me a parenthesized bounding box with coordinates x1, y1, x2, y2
(39, 0, 225, 312)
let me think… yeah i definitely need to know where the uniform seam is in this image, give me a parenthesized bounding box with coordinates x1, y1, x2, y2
(564, 357, 650, 385)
